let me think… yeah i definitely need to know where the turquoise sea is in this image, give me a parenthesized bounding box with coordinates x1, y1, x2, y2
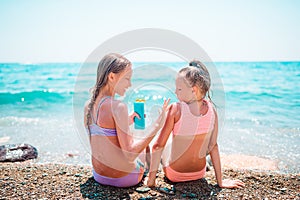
(0, 62, 299, 173)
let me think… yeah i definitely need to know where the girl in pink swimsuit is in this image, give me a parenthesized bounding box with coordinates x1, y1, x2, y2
(84, 53, 169, 187)
(146, 60, 244, 189)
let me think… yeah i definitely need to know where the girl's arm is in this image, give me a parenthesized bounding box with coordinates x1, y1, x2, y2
(146, 103, 178, 187)
(209, 110, 245, 188)
(209, 109, 222, 185)
(209, 143, 222, 185)
(114, 99, 170, 162)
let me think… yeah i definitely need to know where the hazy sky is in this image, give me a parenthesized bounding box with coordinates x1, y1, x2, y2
(0, 0, 299, 62)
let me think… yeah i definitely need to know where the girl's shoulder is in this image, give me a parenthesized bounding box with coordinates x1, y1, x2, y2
(111, 99, 124, 106)
(168, 102, 181, 122)
(169, 102, 181, 112)
(205, 100, 218, 120)
(206, 100, 217, 112)
(110, 99, 128, 113)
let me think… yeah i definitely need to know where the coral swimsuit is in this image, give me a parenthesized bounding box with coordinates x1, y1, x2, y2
(164, 100, 216, 182)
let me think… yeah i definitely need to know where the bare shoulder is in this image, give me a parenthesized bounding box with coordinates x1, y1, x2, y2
(168, 102, 181, 122)
(111, 99, 128, 113)
(210, 102, 218, 117)
(210, 102, 218, 129)
(168, 102, 178, 114)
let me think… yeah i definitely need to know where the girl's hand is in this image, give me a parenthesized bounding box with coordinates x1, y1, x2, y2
(162, 98, 170, 111)
(156, 98, 171, 128)
(219, 179, 245, 189)
(129, 112, 140, 125)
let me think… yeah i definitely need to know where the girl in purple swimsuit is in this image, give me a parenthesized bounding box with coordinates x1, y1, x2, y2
(84, 53, 169, 187)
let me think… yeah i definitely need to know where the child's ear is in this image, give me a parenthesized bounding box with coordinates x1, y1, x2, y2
(108, 72, 115, 82)
(192, 86, 198, 93)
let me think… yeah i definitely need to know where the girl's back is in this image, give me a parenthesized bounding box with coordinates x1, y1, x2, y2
(88, 97, 136, 177)
(168, 100, 216, 173)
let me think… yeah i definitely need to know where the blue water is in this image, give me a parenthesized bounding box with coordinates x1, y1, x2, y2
(0, 62, 299, 173)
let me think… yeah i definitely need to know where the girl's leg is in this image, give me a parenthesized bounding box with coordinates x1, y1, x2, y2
(145, 145, 151, 171)
(137, 146, 149, 177)
(161, 135, 172, 168)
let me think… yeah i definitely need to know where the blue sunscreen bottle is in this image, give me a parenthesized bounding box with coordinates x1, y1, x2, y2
(134, 99, 145, 129)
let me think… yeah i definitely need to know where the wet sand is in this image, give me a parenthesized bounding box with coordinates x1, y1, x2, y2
(0, 160, 299, 199)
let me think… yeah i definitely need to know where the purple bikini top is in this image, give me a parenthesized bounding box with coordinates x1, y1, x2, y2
(87, 96, 117, 137)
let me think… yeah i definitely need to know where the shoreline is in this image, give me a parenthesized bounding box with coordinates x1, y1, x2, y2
(219, 154, 279, 172)
(1, 161, 299, 199)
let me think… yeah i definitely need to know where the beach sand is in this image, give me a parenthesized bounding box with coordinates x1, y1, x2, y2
(0, 156, 299, 200)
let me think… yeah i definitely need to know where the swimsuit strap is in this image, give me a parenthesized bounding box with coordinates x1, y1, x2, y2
(91, 96, 111, 123)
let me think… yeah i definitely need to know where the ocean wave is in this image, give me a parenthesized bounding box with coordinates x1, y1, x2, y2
(226, 90, 284, 100)
(0, 90, 74, 105)
(0, 116, 40, 126)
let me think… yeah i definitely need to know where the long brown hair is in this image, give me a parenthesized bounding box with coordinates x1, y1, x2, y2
(85, 53, 131, 130)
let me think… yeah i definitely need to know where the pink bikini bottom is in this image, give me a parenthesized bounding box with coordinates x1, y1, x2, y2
(164, 164, 206, 182)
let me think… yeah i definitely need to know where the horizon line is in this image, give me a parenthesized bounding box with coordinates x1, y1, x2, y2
(0, 60, 300, 64)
